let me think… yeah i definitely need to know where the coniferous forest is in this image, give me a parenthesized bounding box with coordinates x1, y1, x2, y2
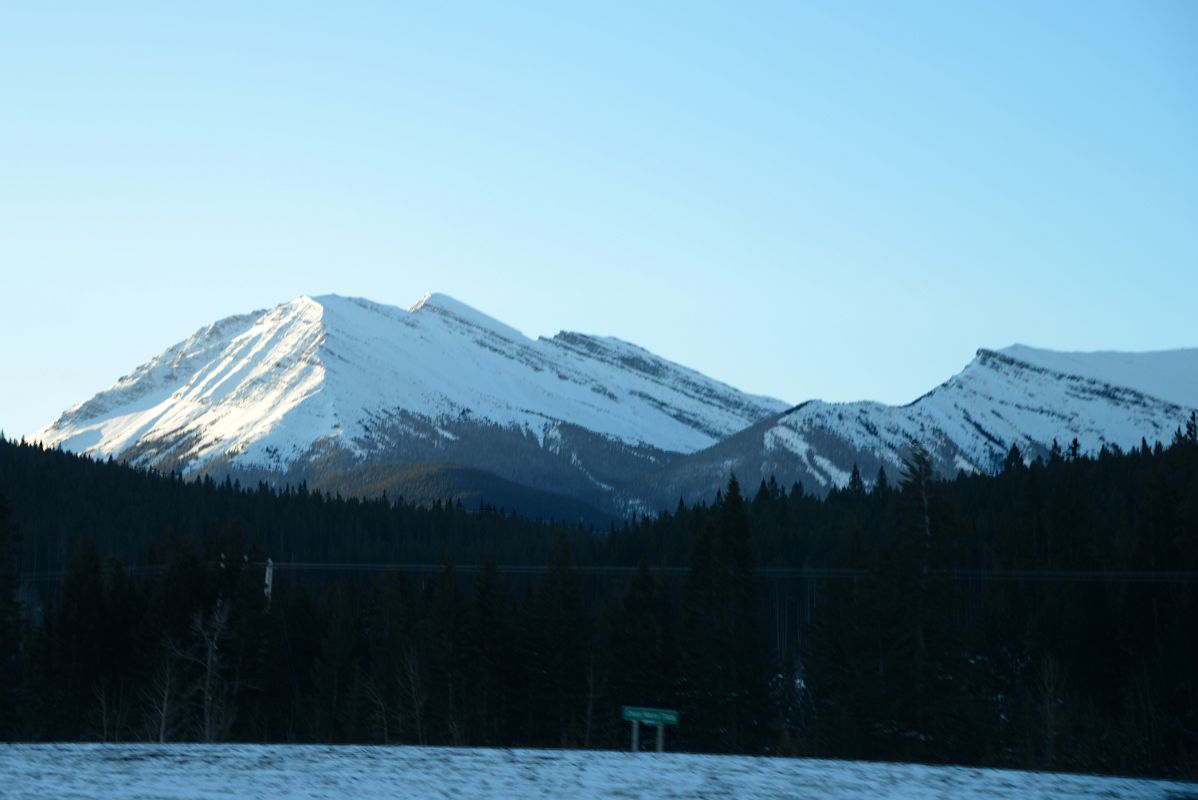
(0, 423, 1196, 779)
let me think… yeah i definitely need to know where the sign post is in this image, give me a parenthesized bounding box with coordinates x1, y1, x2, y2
(621, 706, 679, 753)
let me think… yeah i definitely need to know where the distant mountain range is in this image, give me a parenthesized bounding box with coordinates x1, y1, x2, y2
(33, 293, 1198, 522)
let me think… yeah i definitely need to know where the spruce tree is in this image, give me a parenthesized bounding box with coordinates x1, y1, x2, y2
(313, 580, 364, 742)
(43, 542, 107, 739)
(426, 558, 466, 744)
(1004, 443, 1025, 473)
(465, 555, 512, 746)
(523, 536, 588, 746)
(607, 561, 674, 719)
(0, 490, 21, 738)
(711, 475, 769, 753)
(846, 465, 866, 495)
(678, 522, 719, 751)
(874, 466, 890, 495)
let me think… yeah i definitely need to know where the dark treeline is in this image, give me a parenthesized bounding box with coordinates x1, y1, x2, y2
(0, 421, 1196, 778)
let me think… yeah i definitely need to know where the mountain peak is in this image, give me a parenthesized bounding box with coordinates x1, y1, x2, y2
(34, 293, 789, 475)
(408, 291, 476, 316)
(983, 343, 1198, 408)
(29, 298, 1197, 515)
(407, 291, 436, 312)
(406, 292, 528, 341)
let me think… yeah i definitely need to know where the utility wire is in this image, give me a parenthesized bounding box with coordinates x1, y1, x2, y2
(18, 562, 1198, 584)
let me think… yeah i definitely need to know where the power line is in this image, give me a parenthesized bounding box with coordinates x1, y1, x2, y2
(18, 562, 1198, 584)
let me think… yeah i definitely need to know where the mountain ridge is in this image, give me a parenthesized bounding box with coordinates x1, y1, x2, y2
(32, 293, 789, 517)
(712, 343, 1198, 497)
(31, 293, 1198, 518)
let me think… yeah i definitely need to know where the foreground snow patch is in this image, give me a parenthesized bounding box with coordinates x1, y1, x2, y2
(0, 744, 1189, 799)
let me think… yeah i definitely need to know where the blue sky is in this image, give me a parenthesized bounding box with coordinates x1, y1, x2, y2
(2, 1, 1196, 438)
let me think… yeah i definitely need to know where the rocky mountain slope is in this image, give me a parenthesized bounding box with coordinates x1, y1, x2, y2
(649, 345, 1198, 507)
(33, 294, 1198, 519)
(32, 293, 787, 520)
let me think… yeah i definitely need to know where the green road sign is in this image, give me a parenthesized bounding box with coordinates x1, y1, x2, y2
(621, 705, 679, 725)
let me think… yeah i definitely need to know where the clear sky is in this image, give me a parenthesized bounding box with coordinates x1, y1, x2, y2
(2, 1, 1196, 438)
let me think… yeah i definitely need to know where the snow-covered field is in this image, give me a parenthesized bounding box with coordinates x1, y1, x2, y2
(0, 743, 1191, 799)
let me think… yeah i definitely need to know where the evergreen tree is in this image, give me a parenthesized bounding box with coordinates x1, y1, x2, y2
(1, 436, 1196, 774)
(522, 536, 589, 746)
(708, 475, 770, 753)
(1003, 443, 1026, 473)
(223, 544, 274, 741)
(426, 558, 467, 744)
(607, 561, 675, 719)
(313, 581, 364, 742)
(846, 465, 866, 495)
(0, 490, 21, 738)
(678, 522, 719, 751)
(874, 466, 890, 495)
(93, 556, 145, 741)
(465, 555, 512, 746)
(46, 543, 107, 738)
(854, 442, 983, 762)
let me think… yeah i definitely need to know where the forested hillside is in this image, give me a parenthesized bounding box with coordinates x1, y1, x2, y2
(0, 421, 1195, 777)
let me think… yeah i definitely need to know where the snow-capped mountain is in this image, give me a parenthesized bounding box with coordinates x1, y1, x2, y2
(648, 345, 1198, 506)
(33, 294, 1198, 518)
(33, 293, 788, 519)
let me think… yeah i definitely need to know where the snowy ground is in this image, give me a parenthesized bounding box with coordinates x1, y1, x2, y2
(1, 744, 1192, 799)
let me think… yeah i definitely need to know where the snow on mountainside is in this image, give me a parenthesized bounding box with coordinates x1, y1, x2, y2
(32, 296, 1198, 515)
(998, 344, 1198, 409)
(637, 345, 1198, 509)
(746, 344, 1198, 492)
(33, 293, 788, 476)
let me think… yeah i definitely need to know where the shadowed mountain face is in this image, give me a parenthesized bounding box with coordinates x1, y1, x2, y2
(33, 294, 1198, 518)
